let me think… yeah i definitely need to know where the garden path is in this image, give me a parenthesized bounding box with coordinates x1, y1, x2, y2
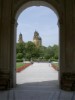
(16, 62, 58, 84)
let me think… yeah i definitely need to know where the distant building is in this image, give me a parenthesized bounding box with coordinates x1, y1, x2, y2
(33, 31, 42, 47)
(18, 31, 42, 47)
(18, 33, 24, 43)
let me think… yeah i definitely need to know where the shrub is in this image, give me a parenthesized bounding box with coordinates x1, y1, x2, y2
(16, 53, 23, 59)
(16, 59, 23, 62)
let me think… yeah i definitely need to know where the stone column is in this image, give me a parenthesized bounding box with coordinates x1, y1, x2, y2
(0, 0, 13, 90)
(9, 18, 18, 88)
(58, 14, 66, 90)
(0, 0, 2, 67)
(59, 0, 75, 91)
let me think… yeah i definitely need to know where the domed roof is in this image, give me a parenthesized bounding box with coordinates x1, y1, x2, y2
(34, 31, 39, 36)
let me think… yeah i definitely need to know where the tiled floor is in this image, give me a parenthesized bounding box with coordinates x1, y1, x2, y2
(0, 80, 75, 100)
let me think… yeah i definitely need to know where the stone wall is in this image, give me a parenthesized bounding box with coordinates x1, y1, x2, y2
(0, 0, 75, 91)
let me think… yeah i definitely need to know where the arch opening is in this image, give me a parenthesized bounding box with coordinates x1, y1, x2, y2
(14, 0, 60, 86)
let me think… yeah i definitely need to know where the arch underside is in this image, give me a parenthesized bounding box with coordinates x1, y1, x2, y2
(14, 0, 63, 20)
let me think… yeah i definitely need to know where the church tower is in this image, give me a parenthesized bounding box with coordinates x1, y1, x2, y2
(18, 33, 24, 43)
(33, 31, 42, 47)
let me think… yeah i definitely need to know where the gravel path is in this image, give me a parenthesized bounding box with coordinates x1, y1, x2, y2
(16, 62, 58, 84)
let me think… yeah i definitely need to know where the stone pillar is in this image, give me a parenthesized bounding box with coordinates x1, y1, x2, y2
(9, 18, 17, 88)
(0, 0, 2, 64)
(59, 0, 75, 91)
(0, 0, 14, 90)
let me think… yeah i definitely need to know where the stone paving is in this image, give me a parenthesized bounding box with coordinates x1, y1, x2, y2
(16, 62, 58, 84)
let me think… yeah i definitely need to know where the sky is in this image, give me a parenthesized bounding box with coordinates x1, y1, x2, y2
(17, 6, 59, 47)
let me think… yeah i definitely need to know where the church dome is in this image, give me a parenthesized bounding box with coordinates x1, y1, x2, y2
(34, 31, 39, 35)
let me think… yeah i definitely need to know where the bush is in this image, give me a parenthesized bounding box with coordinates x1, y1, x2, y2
(16, 53, 23, 59)
(50, 58, 58, 62)
(16, 59, 23, 62)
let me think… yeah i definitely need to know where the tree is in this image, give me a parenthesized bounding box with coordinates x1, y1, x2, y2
(43, 46, 50, 60)
(16, 42, 26, 58)
(25, 41, 37, 60)
(42, 45, 59, 61)
(16, 53, 23, 59)
(52, 45, 59, 59)
(16, 41, 59, 62)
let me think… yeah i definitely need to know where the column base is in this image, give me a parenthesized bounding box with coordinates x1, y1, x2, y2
(60, 72, 75, 91)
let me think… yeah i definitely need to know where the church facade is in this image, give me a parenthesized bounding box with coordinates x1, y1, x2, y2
(18, 31, 42, 47)
(18, 33, 24, 43)
(33, 31, 42, 47)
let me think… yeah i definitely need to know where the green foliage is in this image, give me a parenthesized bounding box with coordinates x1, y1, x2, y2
(16, 42, 59, 61)
(16, 53, 23, 59)
(25, 53, 31, 60)
(25, 41, 37, 60)
(16, 59, 23, 62)
(16, 62, 25, 68)
(16, 43, 26, 58)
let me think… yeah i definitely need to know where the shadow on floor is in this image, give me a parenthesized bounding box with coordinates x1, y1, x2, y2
(15, 80, 60, 91)
(0, 80, 75, 100)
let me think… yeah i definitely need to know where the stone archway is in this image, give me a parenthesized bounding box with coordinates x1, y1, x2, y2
(12, 0, 62, 88)
(16, 5, 59, 85)
(0, 0, 75, 91)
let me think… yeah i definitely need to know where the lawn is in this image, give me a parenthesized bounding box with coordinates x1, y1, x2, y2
(16, 62, 25, 69)
(53, 63, 59, 67)
(16, 62, 32, 72)
(51, 62, 59, 71)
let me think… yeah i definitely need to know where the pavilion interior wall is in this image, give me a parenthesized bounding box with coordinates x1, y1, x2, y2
(0, 0, 75, 91)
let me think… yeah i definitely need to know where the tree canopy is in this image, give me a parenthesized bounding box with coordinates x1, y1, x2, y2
(16, 42, 59, 62)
